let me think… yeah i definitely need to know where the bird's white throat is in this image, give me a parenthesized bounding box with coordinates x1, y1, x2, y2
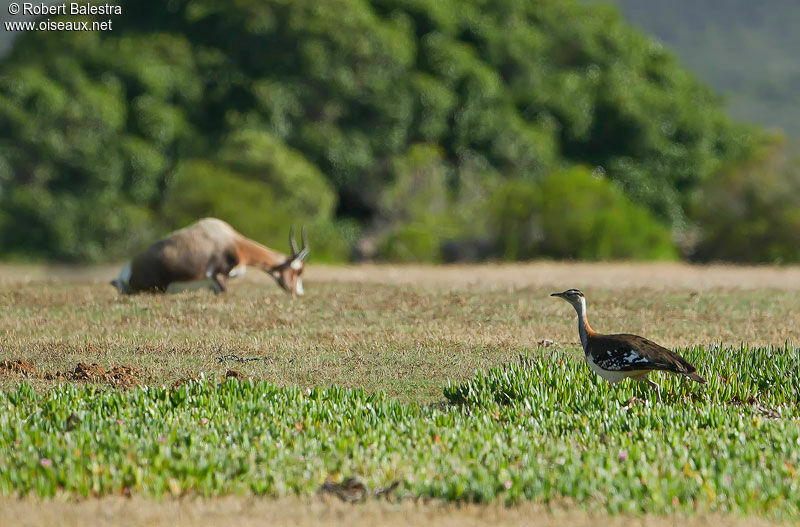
(573, 296, 590, 353)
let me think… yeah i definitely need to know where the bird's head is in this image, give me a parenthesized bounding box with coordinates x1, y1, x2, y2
(550, 288, 585, 308)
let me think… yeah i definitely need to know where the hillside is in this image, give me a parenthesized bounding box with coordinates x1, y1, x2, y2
(611, 0, 800, 136)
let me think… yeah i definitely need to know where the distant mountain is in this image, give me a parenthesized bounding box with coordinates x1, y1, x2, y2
(1, 1, 36, 55)
(610, 0, 800, 136)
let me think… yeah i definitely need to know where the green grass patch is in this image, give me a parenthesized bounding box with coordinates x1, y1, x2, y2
(1, 344, 799, 518)
(444, 344, 800, 408)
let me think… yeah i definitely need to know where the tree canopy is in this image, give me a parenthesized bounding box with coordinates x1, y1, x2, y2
(0, 0, 778, 262)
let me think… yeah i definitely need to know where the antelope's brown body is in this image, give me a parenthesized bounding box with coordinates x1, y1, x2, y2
(112, 218, 308, 295)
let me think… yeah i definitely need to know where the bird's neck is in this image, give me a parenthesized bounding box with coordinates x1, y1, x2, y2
(573, 297, 594, 353)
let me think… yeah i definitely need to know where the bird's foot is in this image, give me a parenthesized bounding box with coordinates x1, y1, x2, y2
(622, 396, 644, 408)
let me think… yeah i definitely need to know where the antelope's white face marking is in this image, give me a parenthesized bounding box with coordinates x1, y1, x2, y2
(290, 259, 303, 271)
(295, 278, 304, 296)
(111, 261, 133, 294)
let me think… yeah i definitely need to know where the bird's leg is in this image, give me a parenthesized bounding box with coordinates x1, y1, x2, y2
(644, 378, 662, 404)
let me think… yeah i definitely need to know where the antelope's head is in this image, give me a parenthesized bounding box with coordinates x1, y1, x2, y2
(110, 261, 134, 294)
(271, 226, 309, 296)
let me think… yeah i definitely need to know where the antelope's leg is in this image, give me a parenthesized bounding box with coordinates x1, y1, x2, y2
(205, 264, 227, 294)
(211, 273, 228, 294)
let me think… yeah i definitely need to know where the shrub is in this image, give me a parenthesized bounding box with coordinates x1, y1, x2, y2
(376, 223, 441, 262)
(373, 144, 453, 262)
(691, 140, 800, 263)
(490, 167, 678, 260)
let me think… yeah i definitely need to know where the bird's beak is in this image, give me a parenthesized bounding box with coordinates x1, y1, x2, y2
(550, 292, 565, 298)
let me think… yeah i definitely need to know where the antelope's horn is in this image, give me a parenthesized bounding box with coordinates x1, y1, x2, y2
(289, 226, 299, 257)
(301, 226, 308, 252)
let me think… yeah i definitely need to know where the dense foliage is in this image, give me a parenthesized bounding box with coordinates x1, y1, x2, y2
(691, 140, 800, 263)
(0, 0, 781, 262)
(1, 344, 799, 516)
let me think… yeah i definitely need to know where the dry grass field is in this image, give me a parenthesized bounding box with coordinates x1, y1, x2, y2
(1, 262, 798, 400)
(1, 262, 799, 526)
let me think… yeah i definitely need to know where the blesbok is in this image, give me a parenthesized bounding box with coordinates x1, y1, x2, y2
(110, 218, 309, 295)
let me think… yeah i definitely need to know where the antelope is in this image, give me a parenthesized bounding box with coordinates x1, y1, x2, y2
(111, 218, 309, 296)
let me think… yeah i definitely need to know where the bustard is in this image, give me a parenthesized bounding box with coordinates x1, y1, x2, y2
(551, 289, 706, 402)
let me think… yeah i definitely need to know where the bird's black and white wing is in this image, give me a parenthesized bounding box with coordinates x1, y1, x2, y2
(587, 334, 696, 374)
(588, 343, 654, 371)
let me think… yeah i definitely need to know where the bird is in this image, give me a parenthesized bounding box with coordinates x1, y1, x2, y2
(550, 289, 706, 402)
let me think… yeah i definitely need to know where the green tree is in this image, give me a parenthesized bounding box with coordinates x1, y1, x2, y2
(0, 0, 765, 262)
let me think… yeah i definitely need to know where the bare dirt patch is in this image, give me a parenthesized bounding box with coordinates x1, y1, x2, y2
(224, 369, 251, 381)
(0, 358, 36, 377)
(71, 362, 106, 380)
(41, 362, 143, 388)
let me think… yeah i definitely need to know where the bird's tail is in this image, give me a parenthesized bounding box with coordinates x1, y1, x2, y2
(686, 372, 706, 384)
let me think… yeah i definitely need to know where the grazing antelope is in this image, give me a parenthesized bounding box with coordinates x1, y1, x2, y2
(551, 289, 706, 402)
(111, 218, 309, 296)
